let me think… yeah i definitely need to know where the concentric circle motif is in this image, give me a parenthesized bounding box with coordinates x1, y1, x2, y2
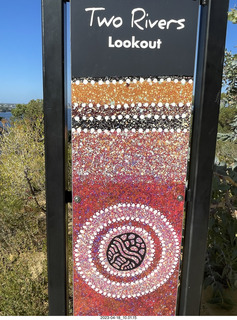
(74, 203, 180, 299)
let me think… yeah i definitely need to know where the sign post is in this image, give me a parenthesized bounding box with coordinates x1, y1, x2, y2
(42, 0, 229, 315)
(178, 0, 229, 314)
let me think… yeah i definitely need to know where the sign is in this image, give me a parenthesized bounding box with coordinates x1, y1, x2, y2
(71, 0, 198, 316)
(71, 0, 199, 78)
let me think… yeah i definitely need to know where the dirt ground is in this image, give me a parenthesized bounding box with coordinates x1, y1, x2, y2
(200, 287, 237, 316)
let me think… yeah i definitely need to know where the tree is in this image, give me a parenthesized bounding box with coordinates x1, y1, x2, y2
(0, 100, 48, 315)
(11, 99, 43, 123)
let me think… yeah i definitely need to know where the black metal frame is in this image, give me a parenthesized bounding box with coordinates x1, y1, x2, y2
(42, 0, 229, 315)
(178, 0, 229, 315)
(42, 0, 68, 315)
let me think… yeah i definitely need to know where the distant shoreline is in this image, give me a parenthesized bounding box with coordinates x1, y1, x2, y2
(0, 103, 16, 113)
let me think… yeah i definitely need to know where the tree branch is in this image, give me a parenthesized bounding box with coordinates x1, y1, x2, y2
(24, 169, 46, 213)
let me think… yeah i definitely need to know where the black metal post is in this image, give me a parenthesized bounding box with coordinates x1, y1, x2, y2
(42, 0, 68, 315)
(178, 0, 229, 315)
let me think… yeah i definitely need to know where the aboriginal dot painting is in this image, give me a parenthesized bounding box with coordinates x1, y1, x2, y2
(72, 77, 193, 316)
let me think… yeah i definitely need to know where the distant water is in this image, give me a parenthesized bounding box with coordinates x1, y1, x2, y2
(0, 110, 72, 129)
(0, 111, 12, 121)
(0, 112, 12, 127)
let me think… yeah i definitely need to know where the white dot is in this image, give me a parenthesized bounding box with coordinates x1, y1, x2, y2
(75, 80, 80, 85)
(83, 79, 88, 84)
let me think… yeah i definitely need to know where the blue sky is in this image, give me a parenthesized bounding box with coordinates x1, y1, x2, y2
(0, 0, 236, 104)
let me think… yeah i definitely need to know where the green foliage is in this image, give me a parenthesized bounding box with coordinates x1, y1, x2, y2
(0, 251, 48, 316)
(204, 208, 237, 309)
(228, 7, 237, 24)
(0, 100, 48, 315)
(11, 99, 43, 122)
(218, 106, 237, 134)
(203, 42, 237, 311)
(204, 157, 237, 309)
(218, 115, 237, 144)
(222, 51, 237, 106)
(0, 118, 45, 212)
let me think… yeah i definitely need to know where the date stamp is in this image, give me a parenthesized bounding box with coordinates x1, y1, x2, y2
(100, 317, 137, 320)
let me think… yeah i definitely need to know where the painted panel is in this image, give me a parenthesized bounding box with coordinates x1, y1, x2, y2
(72, 77, 193, 315)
